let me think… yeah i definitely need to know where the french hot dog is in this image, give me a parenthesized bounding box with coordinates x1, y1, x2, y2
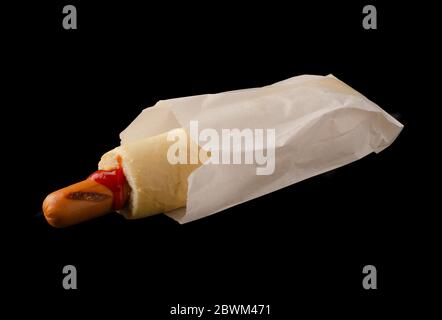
(43, 128, 204, 227)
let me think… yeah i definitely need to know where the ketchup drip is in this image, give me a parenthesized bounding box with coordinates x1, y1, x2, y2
(88, 157, 128, 210)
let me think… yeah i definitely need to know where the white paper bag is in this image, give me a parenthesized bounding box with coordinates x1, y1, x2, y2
(119, 74, 403, 223)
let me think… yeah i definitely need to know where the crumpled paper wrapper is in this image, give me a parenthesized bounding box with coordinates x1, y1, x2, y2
(119, 74, 403, 223)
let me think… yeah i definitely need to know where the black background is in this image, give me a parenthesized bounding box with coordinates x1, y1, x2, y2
(3, 1, 439, 318)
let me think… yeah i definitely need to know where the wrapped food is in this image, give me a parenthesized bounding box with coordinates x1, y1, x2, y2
(43, 74, 403, 227)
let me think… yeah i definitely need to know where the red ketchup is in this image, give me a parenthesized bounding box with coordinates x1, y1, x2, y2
(88, 157, 128, 210)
